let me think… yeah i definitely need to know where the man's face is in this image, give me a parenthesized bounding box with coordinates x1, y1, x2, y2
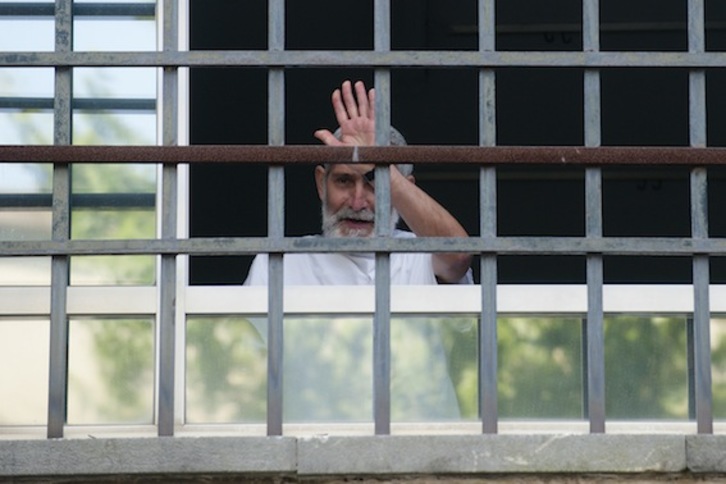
(316, 163, 376, 238)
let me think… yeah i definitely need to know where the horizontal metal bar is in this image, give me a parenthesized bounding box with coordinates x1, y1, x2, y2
(0, 97, 156, 112)
(2, 236, 726, 257)
(0, 3, 155, 17)
(0, 193, 155, 209)
(2, 145, 726, 165)
(1, 50, 725, 68)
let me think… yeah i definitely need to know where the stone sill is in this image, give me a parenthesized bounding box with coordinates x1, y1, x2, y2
(2, 434, 726, 478)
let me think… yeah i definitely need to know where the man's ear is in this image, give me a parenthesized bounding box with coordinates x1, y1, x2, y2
(314, 165, 326, 200)
(407, 174, 415, 184)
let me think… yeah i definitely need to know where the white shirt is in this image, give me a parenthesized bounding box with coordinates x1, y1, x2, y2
(244, 230, 470, 286)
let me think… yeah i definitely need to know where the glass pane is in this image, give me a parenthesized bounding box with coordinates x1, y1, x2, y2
(74, 0, 154, 3)
(73, 112, 157, 145)
(0, 162, 52, 285)
(605, 315, 688, 419)
(0, 163, 52, 193)
(0, 67, 54, 97)
(70, 164, 156, 285)
(186, 317, 267, 424)
(0, 19, 53, 51)
(74, 18, 156, 52)
(0, 112, 53, 144)
(498, 317, 583, 419)
(74, 67, 157, 99)
(0, 257, 50, 285)
(284, 317, 372, 423)
(711, 318, 726, 419)
(0, 318, 49, 425)
(0, 210, 51, 241)
(70, 256, 155, 286)
(391, 316, 477, 421)
(67, 318, 154, 425)
(0, 68, 54, 144)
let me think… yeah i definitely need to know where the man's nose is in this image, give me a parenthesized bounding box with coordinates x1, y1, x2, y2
(350, 181, 370, 211)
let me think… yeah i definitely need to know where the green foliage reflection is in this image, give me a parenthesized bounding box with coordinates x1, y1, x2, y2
(67, 318, 154, 424)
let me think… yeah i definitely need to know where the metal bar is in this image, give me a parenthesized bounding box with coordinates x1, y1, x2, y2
(688, 0, 713, 435)
(5, 145, 726, 165)
(46, 0, 73, 440)
(3, 50, 726, 68)
(580, 318, 589, 419)
(583, 0, 604, 428)
(6, 235, 726, 257)
(266, 0, 285, 437)
(585, 170, 605, 434)
(0, 2, 155, 17)
(583, 0, 599, 53)
(157, 0, 179, 437)
(686, 317, 696, 420)
(691, 168, 713, 433)
(372, 0, 391, 436)
(478, 0, 497, 435)
(0, 193, 155, 209)
(692, 253, 712, 433)
(479, 165, 497, 434)
(0, 97, 156, 111)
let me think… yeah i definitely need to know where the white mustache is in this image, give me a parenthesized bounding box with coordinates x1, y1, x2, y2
(334, 207, 374, 223)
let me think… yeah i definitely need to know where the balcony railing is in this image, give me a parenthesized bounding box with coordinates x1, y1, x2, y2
(1, 144, 726, 442)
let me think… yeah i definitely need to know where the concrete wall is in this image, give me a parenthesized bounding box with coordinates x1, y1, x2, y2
(3, 434, 726, 482)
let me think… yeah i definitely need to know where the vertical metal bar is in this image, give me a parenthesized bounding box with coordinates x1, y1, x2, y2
(583, 0, 605, 434)
(479, 167, 497, 434)
(691, 169, 712, 433)
(686, 317, 696, 420)
(157, 0, 179, 437)
(585, 170, 605, 433)
(47, 0, 73, 439)
(267, 0, 285, 436)
(580, 318, 589, 419)
(689, 0, 713, 435)
(373, 0, 391, 435)
(478, 0, 497, 435)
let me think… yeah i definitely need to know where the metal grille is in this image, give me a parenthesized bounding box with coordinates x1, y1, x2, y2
(0, 0, 724, 439)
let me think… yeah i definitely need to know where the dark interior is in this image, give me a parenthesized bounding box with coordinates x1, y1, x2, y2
(188, 0, 726, 285)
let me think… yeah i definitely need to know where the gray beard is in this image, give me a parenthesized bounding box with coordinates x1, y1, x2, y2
(321, 199, 400, 238)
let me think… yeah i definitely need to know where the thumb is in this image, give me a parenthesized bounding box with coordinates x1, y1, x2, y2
(314, 129, 342, 146)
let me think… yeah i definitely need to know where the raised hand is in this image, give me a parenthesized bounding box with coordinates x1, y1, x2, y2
(314, 80, 375, 147)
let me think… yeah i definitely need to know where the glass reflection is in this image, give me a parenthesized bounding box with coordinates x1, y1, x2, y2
(0, 318, 49, 425)
(185, 315, 479, 424)
(604, 315, 688, 420)
(498, 316, 583, 419)
(67, 317, 154, 425)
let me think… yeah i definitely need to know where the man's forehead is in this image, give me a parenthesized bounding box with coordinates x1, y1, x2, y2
(327, 163, 375, 176)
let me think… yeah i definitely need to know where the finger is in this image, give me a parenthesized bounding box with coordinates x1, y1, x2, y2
(314, 129, 343, 146)
(331, 89, 349, 125)
(341, 80, 359, 118)
(368, 87, 376, 120)
(354, 81, 369, 118)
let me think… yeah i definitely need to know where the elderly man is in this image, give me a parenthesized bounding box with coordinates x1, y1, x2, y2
(242, 80, 472, 423)
(244, 80, 472, 285)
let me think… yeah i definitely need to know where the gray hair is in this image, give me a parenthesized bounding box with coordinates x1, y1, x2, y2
(328, 126, 413, 177)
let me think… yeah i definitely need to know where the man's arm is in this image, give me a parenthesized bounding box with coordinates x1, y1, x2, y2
(389, 167, 472, 283)
(315, 80, 472, 283)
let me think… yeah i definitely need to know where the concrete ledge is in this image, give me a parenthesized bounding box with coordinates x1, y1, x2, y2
(0, 436, 297, 477)
(298, 434, 686, 475)
(4, 434, 726, 479)
(687, 435, 726, 472)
